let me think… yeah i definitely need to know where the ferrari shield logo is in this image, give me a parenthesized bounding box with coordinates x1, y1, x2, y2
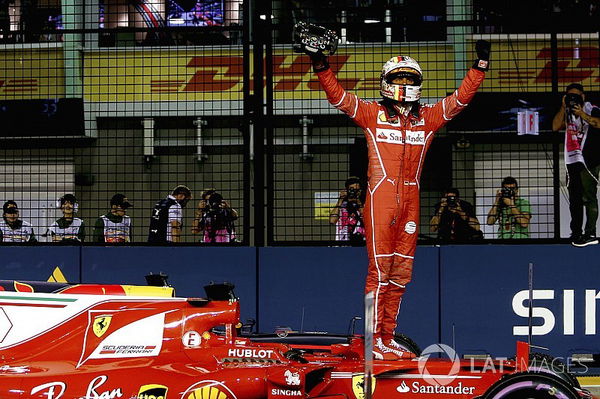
(93, 315, 112, 337)
(352, 374, 376, 399)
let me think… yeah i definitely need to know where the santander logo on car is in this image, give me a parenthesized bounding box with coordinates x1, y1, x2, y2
(396, 381, 476, 395)
(396, 381, 410, 393)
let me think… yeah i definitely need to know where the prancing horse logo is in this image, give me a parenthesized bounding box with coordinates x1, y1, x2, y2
(352, 374, 376, 399)
(93, 315, 112, 337)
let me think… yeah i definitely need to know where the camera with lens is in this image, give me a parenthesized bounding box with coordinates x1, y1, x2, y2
(207, 193, 223, 211)
(565, 92, 584, 112)
(446, 195, 458, 208)
(347, 188, 359, 200)
(202, 192, 234, 234)
(501, 187, 515, 199)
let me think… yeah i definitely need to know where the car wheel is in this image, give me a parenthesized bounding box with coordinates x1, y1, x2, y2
(527, 352, 580, 389)
(392, 333, 421, 356)
(483, 372, 580, 399)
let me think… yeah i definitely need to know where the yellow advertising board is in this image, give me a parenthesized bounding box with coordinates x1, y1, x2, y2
(82, 41, 600, 102)
(0, 48, 65, 100)
(84, 49, 246, 102)
(1, 40, 598, 102)
(83, 46, 457, 102)
(481, 39, 599, 93)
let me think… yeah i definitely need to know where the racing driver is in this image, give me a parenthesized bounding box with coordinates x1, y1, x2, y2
(304, 40, 491, 360)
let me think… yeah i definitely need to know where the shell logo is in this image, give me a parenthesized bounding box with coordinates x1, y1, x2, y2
(187, 386, 228, 399)
(182, 381, 237, 399)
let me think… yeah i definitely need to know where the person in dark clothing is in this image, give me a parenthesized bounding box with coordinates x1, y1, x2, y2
(148, 185, 192, 243)
(430, 188, 482, 241)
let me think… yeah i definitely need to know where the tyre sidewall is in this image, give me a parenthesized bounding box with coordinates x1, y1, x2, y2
(483, 372, 579, 399)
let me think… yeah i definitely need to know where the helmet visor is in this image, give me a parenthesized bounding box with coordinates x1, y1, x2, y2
(385, 69, 422, 86)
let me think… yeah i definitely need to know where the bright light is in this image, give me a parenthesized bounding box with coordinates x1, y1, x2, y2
(169, 18, 185, 25)
(364, 19, 381, 24)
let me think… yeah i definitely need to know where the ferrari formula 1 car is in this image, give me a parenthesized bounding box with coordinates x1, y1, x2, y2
(0, 279, 593, 399)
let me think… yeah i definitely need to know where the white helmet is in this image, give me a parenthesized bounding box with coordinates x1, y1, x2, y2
(380, 56, 423, 102)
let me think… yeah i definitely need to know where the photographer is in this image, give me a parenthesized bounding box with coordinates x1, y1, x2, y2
(329, 177, 365, 244)
(486, 177, 531, 239)
(552, 83, 600, 247)
(193, 189, 238, 243)
(191, 188, 215, 236)
(430, 189, 481, 241)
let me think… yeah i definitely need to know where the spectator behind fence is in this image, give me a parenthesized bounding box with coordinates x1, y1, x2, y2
(148, 185, 192, 243)
(47, 194, 85, 242)
(329, 176, 365, 244)
(93, 194, 133, 243)
(192, 189, 238, 243)
(552, 83, 600, 247)
(0, 200, 36, 242)
(486, 177, 531, 239)
(430, 188, 482, 241)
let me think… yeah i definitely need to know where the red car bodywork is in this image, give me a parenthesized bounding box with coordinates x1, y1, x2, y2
(0, 281, 591, 399)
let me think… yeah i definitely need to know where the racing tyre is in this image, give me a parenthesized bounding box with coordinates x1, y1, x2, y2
(527, 352, 581, 389)
(392, 333, 421, 356)
(483, 372, 580, 399)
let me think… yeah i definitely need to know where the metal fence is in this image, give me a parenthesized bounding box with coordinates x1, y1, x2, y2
(0, 0, 597, 245)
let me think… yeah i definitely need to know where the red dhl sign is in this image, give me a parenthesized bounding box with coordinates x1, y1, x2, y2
(537, 46, 600, 83)
(0, 77, 63, 100)
(83, 51, 384, 102)
(0, 79, 39, 93)
(147, 55, 365, 93)
(154, 48, 599, 93)
(0, 47, 64, 100)
(492, 46, 600, 86)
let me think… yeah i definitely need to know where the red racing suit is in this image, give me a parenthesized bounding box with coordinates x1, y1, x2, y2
(317, 67, 485, 338)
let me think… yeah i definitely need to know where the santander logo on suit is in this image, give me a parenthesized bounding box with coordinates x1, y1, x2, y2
(375, 128, 425, 145)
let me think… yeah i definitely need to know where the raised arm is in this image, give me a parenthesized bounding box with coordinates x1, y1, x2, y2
(552, 96, 567, 131)
(573, 104, 600, 128)
(427, 40, 490, 131)
(313, 54, 375, 129)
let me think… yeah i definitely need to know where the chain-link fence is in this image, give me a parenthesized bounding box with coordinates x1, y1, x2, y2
(0, 0, 597, 245)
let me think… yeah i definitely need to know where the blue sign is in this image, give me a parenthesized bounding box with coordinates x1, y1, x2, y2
(1, 244, 599, 359)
